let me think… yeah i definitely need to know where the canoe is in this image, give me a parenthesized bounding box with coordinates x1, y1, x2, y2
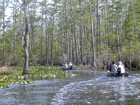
(107, 72, 129, 77)
(61, 67, 75, 70)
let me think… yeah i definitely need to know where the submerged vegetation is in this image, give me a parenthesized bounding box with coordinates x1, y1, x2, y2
(0, 66, 67, 89)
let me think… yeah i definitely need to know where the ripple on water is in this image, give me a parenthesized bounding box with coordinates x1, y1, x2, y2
(51, 75, 140, 105)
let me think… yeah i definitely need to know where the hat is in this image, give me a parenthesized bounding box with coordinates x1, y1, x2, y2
(118, 61, 122, 65)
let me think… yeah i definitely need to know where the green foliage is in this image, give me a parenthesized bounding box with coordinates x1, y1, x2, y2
(101, 34, 117, 40)
(0, 66, 66, 88)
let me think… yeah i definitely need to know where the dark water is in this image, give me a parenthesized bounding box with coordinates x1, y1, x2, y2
(0, 70, 140, 105)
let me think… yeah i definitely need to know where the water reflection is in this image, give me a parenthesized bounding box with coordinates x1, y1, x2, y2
(0, 70, 140, 105)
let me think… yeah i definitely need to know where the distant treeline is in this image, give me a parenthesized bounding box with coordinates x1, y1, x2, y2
(0, 0, 140, 70)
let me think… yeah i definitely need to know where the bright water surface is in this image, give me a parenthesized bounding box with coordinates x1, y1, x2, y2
(0, 70, 140, 105)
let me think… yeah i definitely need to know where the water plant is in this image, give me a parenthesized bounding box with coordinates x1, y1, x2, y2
(0, 66, 66, 88)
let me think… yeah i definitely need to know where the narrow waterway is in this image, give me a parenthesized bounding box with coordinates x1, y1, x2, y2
(0, 70, 140, 105)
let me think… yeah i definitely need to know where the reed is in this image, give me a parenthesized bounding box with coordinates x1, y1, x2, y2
(0, 66, 12, 75)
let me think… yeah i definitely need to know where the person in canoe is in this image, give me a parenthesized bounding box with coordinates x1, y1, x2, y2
(109, 61, 118, 73)
(69, 62, 73, 70)
(117, 61, 125, 76)
(64, 61, 68, 68)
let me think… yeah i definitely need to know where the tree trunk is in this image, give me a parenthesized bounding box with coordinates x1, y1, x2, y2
(73, 23, 79, 65)
(2, 1, 6, 66)
(23, 0, 29, 75)
(23, 18, 29, 74)
(79, 0, 83, 64)
(61, 29, 64, 65)
(45, 14, 49, 65)
(90, 1, 96, 67)
(50, 15, 54, 65)
(13, 28, 17, 65)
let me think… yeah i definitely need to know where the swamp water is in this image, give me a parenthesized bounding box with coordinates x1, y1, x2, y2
(0, 70, 140, 105)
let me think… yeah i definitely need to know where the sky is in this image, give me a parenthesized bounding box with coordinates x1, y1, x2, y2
(5, 0, 53, 18)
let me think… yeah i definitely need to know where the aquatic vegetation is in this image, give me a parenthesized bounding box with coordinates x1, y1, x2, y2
(0, 66, 66, 88)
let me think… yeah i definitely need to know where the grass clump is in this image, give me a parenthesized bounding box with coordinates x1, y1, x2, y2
(0, 66, 12, 75)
